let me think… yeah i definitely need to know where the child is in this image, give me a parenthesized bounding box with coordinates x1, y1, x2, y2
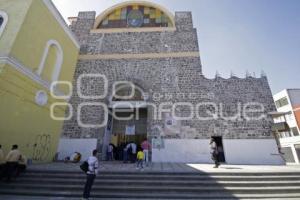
(136, 148, 144, 170)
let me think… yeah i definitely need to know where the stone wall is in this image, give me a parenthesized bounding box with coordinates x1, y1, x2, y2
(62, 10, 277, 154)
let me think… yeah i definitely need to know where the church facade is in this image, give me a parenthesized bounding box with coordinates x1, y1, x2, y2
(59, 1, 284, 165)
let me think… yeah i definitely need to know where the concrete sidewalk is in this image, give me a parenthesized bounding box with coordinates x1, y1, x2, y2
(28, 161, 300, 173)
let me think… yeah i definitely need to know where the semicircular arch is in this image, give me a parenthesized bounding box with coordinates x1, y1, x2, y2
(94, 1, 175, 29)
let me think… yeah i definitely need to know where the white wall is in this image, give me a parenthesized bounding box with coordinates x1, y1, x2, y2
(152, 139, 285, 165)
(273, 90, 292, 114)
(280, 136, 300, 145)
(223, 139, 284, 165)
(152, 139, 213, 163)
(57, 138, 98, 161)
(273, 89, 288, 101)
(279, 136, 300, 164)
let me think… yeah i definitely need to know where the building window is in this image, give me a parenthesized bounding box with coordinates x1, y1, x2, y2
(295, 144, 300, 162)
(279, 131, 292, 138)
(98, 5, 173, 29)
(37, 40, 64, 82)
(275, 97, 289, 108)
(291, 127, 299, 136)
(281, 147, 295, 163)
(0, 11, 8, 38)
(287, 113, 294, 121)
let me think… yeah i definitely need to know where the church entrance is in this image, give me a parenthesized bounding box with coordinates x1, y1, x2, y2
(109, 108, 147, 161)
(102, 82, 148, 161)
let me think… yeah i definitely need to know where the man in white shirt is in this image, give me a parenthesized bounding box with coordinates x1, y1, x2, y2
(82, 149, 99, 200)
(0, 145, 5, 177)
(130, 142, 137, 154)
(127, 142, 137, 163)
(5, 144, 21, 182)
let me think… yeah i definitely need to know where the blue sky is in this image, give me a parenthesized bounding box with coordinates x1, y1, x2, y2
(52, 0, 300, 94)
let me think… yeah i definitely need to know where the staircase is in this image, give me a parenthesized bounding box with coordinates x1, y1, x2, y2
(1, 170, 300, 199)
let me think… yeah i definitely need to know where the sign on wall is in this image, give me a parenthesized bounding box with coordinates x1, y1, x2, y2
(125, 125, 135, 135)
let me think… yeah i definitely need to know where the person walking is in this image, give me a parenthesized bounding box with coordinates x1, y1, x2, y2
(210, 138, 220, 168)
(82, 149, 99, 200)
(4, 144, 21, 182)
(141, 138, 151, 166)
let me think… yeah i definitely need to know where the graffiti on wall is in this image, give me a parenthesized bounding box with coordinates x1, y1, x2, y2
(32, 134, 51, 161)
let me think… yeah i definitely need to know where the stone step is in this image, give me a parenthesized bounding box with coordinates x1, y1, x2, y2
(1, 183, 300, 194)
(14, 177, 300, 186)
(26, 169, 300, 176)
(3, 170, 300, 199)
(21, 173, 300, 181)
(1, 189, 300, 199)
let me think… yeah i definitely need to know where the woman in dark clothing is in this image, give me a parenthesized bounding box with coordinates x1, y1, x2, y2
(210, 138, 220, 168)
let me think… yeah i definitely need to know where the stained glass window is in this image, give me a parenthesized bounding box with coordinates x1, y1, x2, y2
(98, 5, 173, 29)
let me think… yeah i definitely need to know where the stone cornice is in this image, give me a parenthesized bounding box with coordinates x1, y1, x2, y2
(0, 54, 65, 96)
(79, 51, 200, 60)
(90, 27, 176, 34)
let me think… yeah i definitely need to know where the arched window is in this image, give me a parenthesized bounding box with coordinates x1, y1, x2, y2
(37, 40, 63, 82)
(0, 11, 8, 38)
(94, 2, 175, 29)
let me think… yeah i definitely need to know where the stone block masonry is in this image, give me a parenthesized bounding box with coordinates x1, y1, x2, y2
(60, 5, 283, 164)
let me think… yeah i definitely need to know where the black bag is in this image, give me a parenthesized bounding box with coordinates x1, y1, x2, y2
(80, 161, 89, 173)
(127, 145, 133, 154)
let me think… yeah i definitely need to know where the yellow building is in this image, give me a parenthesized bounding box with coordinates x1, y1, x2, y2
(0, 0, 79, 162)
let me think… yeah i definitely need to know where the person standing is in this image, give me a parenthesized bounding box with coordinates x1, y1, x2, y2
(141, 138, 151, 166)
(82, 149, 99, 200)
(210, 138, 220, 168)
(4, 144, 21, 182)
(0, 145, 5, 177)
(125, 142, 136, 163)
(16, 154, 27, 177)
(107, 144, 114, 161)
(123, 143, 130, 163)
(136, 148, 144, 170)
(130, 142, 137, 163)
